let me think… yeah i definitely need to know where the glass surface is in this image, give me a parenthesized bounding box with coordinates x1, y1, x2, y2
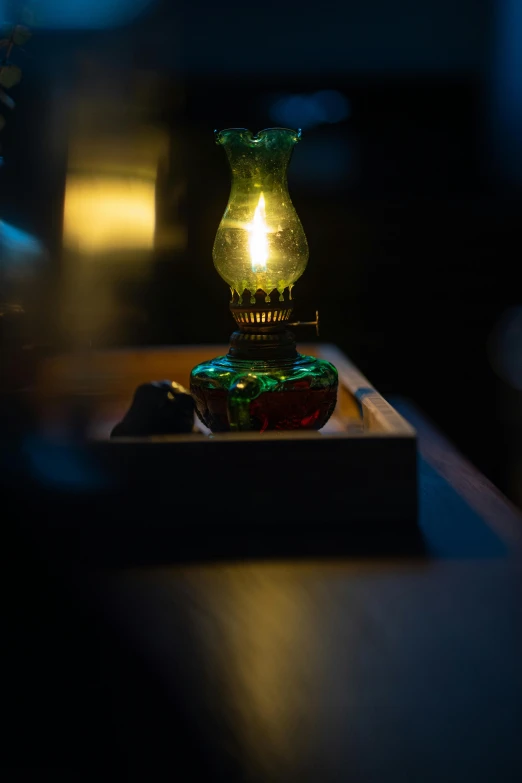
(191, 353, 337, 432)
(213, 128, 309, 304)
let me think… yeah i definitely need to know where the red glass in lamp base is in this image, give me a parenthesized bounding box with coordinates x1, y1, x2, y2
(190, 352, 338, 433)
(192, 386, 338, 433)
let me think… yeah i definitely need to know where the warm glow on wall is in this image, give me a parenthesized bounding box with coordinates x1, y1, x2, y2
(63, 175, 155, 253)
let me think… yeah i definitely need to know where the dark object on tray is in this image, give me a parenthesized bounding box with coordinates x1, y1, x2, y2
(110, 380, 194, 437)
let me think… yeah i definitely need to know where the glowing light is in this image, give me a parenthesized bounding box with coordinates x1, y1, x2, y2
(270, 90, 350, 130)
(0, 220, 43, 256)
(32, 0, 153, 29)
(63, 176, 155, 253)
(0, 220, 45, 285)
(249, 193, 268, 272)
(488, 306, 522, 390)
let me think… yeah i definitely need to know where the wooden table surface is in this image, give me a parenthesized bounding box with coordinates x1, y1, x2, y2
(2, 399, 522, 780)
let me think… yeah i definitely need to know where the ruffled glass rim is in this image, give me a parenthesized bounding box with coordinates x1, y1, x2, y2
(214, 127, 302, 147)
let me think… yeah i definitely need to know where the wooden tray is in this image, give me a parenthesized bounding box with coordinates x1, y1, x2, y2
(32, 343, 417, 527)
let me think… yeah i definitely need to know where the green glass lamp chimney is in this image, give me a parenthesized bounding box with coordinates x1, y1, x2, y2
(212, 127, 308, 304)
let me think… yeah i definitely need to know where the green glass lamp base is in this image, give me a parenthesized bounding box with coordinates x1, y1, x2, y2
(190, 350, 338, 433)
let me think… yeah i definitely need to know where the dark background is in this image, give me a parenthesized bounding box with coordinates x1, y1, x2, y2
(2, 0, 522, 505)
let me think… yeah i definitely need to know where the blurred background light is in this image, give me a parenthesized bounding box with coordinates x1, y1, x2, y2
(488, 306, 522, 390)
(1, 219, 42, 257)
(270, 90, 351, 130)
(490, 0, 522, 181)
(314, 90, 352, 123)
(63, 175, 156, 253)
(23, 436, 105, 489)
(0, 219, 45, 288)
(28, 0, 153, 29)
(290, 134, 353, 188)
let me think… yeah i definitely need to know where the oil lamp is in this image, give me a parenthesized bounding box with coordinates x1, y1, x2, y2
(190, 127, 338, 432)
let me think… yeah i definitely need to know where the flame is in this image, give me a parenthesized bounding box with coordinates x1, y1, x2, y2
(249, 193, 268, 272)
